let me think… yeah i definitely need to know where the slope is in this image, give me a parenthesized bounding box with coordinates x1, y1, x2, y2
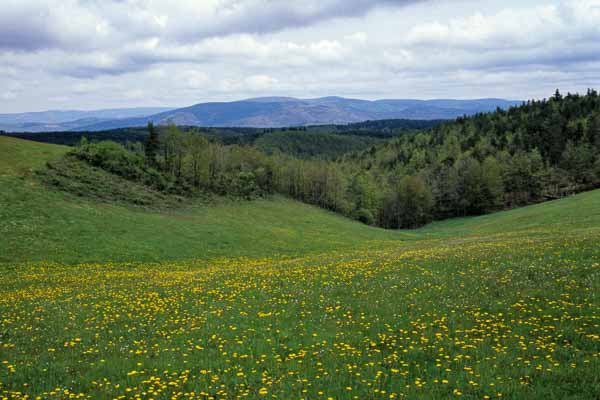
(2, 136, 600, 265)
(0, 136, 401, 264)
(0, 135, 68, 175)
(2, 138, 600, 400)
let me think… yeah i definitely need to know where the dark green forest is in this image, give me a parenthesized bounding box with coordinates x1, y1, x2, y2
(38, 90, 600, 229)
(5, 119, 440, 149)
(255, 131, 382, 159)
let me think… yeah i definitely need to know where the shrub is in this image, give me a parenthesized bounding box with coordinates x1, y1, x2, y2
(354, 208, 375, 225)
(72, 141, 146, 181)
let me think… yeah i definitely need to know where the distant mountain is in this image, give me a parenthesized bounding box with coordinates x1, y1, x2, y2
(0, 107, 173, 132)
(1, 98, 522, 132)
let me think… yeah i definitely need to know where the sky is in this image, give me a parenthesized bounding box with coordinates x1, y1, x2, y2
(1, 0, 600, 112)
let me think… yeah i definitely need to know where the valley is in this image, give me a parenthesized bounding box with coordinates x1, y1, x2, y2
(1, 132, 599, 399)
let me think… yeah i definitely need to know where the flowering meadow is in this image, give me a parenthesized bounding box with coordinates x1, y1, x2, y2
(1, 226, 599, 399)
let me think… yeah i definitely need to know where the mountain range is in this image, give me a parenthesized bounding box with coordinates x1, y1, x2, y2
(0, 97, 522, 132)
(0, 107, 173, 133)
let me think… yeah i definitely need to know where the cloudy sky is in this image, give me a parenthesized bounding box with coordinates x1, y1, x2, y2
(1, 0, 600, 112)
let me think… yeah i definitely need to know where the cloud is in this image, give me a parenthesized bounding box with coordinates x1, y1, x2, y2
(0, 0, 113, 51)
(417, 4, 593, 47)
(0, 1, 58, 51)
(100, 0, 425, 43)
(1, 35, 354, 79)
(16, 0, 596, 80)
(2, 0, 600, 113)
(1, 91, 17, 100)
(0, 0, 418, 79)
(343, 0, 598, 86)
(245, 75, 279, 91)
(0, 0, 423, 52)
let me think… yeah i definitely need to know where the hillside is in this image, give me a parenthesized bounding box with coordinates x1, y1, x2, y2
(333, 90, 600, 228)
(0, 136, 401, 264)
(4, 0, 600, 398)
(2, 135, 599, 263)
(0, 135, 68, 175)
(8, 91, 599, 238)
(2, 136, 600, 399)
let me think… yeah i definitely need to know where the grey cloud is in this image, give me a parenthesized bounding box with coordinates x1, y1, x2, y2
(2, 0, 600, 113)
(169, 0, 425, 40)
(0, 0, 117, 52)
(0, 0, 425, 53)
(0, 2, 55, 50)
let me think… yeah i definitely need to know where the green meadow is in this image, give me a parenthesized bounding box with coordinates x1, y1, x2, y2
(1, 136, 599, 399)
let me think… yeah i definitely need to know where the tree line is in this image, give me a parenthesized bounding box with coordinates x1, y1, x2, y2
(65, 90, 600, 229)
(339, 89, 600, 227)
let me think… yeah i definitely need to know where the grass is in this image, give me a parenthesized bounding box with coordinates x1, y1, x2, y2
(0, 135, 68, 176)
(1, 137, 599, 399)
(419, 189, 600, 238)
(0, 136, 401, 264)
(38, 156, 191, 208)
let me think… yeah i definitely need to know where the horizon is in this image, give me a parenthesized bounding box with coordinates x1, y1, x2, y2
(1, 94, 535, 115)
(2, 0, 600, 113)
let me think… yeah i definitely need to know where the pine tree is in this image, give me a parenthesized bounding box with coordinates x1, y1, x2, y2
(553, 89, 562, 102)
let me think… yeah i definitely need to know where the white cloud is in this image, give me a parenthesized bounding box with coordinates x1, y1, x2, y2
(1, 91, 17, 100)
(345, 32, 368, 45)
(183, 70, 211, 89)
(1, 0, 600, 112)
(246, 75, 279, 90)
(369, 0, 600, 79)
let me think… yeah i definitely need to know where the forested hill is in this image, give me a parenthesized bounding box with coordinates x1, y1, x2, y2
(340, 89, 600, 227)
(36, 90, 600, 230)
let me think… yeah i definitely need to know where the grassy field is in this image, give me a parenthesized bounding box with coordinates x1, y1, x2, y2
(0, 136, 68, 176)
(0, 136, 403, 264)
(1, 136, 599, 399)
